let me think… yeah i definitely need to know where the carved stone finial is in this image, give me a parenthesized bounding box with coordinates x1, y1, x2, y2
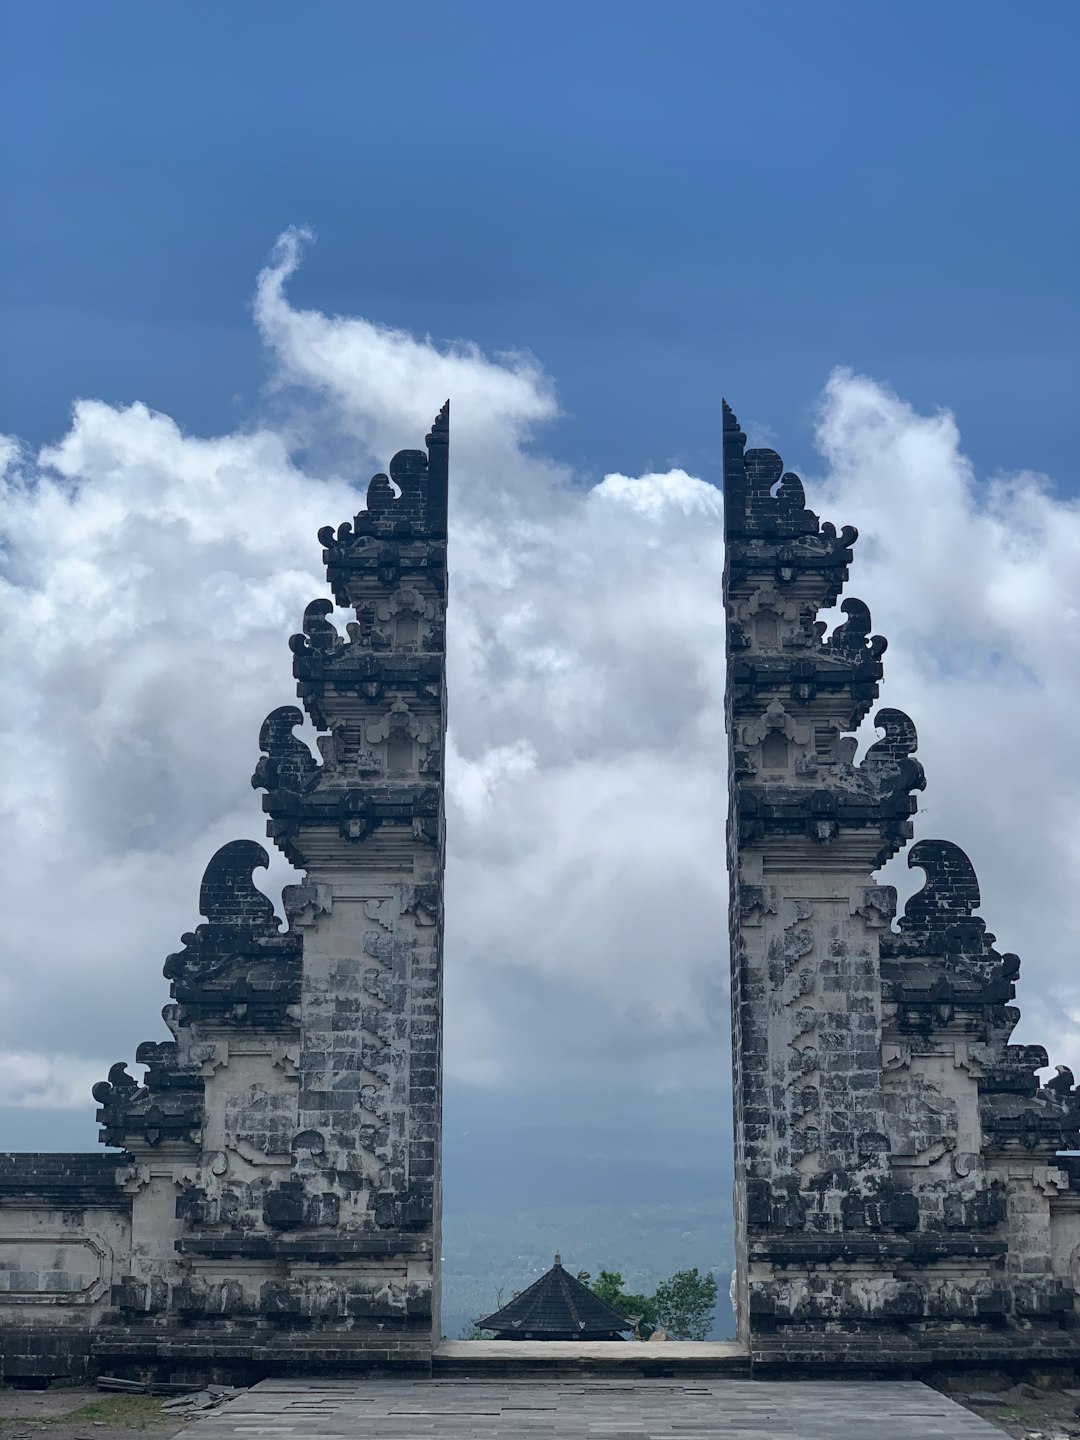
(92, 1062, 138, 1105)
(722, 398, 746, 447)
(365, 471, 397, 514)
(722, 398, 860, 613)
(866, 708, 919, 761)
(289, 599, 340, 657)
(886, 838, 1012, 977)
(161, 838, 299, 1023)
(1045, 1065, 1075, 1096)
(427, 399, 450, 446)
(902, 839, 981, 933)
(252, 706, 318, 796)
(861, 708, 926, 799)
(318, 408, 451, 610)
(425, 400, 449, 535)
(827, 598, 887, 659)
(197, 840, 277, 931)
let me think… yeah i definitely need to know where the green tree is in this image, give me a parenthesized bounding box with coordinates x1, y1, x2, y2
(576, 1269, 659, 1338)
(652, 1267, 718, 1341)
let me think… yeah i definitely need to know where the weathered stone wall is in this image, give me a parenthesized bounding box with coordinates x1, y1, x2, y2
(723, 401, 1080, 1373)
(0, 408, 449, 1383)
(0, 1155, 132, 1381)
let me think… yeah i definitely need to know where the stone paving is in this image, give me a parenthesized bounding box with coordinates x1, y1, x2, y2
(187, 1376, 1006, 1438)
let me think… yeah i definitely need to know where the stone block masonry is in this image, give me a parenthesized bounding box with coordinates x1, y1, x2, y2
(0, 405, 450, 1383)
(722, 401, 1080, 1374)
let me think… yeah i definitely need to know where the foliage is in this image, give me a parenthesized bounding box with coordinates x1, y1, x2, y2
(578, 1264, 718, 1341)
(576, 1268, 659, 1339)
(457, 1319, 493, 1339)
(653, 1266, 719, 1341)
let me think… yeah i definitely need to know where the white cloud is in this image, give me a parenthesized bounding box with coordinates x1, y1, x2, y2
(1, 239, 1077, 1120)
(253, 227, 558, 487)
(0, 1053, 105, 1111)
(810, 369, 1080, 1072)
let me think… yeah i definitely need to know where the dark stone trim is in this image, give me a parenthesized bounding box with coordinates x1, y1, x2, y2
(0, 1152, 131, 1207)
(175, 1232, 433, 1258)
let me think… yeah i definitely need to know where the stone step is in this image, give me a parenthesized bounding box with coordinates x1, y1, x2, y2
(432, 1339, 752, 1378)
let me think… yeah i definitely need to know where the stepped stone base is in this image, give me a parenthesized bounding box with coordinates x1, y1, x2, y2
(432, 1339, 751, 1379)
(0, 1325, 436, 1387)
(748, 1331, 1080, 1385)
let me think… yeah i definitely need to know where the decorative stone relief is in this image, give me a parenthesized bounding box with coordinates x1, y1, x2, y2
(723, 397, 1079, 1367)
(0, 403, 450, 1382)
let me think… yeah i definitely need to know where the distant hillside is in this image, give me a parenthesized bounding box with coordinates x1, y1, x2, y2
(441, 1197, 736, 1341)
(439, 1079, 736, 1341)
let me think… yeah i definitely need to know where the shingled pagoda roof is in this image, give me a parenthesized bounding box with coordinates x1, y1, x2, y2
(476, 1254, 633, 1340)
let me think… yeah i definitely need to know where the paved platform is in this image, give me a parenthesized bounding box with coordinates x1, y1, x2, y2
(188, 1376, 1005, 1438)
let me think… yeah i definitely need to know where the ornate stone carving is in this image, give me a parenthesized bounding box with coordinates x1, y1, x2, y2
(251, 705, 319, 796)
(162, 840, 301, 1018)
(724, 397, 1079, 1367)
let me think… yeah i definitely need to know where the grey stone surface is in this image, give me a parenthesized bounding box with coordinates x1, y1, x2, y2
(188, 1377, 1005, 1438)
(721, 401, 1080, 1367)
(0, 406, 451, 1381)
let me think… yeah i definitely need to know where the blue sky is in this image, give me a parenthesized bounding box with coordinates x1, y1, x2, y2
(3, 0, 1076, 485)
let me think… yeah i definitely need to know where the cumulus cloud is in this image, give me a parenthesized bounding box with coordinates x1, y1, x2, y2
(0, 1053, 104, 1111)
(253, 227, 558, 484)
(809, 371, 1080, 1073)
(1, 234, 1077, 1127)
(0, 398, 359, 1096)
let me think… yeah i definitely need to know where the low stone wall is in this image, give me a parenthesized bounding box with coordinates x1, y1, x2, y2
(0, 1153, 132, 1382)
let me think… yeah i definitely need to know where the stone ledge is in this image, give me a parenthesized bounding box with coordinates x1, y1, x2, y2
(175, 1233, 432, 1258)
(433, 1339, 751, 1378)
(89, 1329, 436, 1383)
(0, 1152, 131, 1207)
(749, 1236, 1010, 1263)
(748, 1328, 1080, 1378)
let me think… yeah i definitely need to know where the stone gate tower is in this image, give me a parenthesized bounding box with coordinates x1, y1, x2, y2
(4, 396, 1079, 1384)
(723, 401, 1080, 1372)
(0, 406, 449, 1381)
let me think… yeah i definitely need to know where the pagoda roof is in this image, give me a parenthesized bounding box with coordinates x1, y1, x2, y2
(476, 1255, 633, 1338)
